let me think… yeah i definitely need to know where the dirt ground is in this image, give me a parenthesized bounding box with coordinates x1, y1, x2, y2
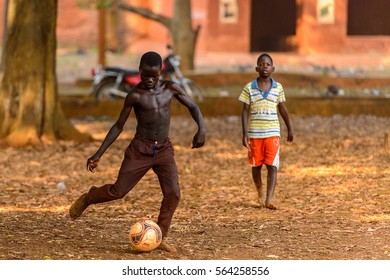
(0, 114, 389, 260)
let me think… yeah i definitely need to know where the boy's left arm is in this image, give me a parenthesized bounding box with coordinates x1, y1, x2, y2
(172, 83, 206, 148)
(278, 102, 293, 142)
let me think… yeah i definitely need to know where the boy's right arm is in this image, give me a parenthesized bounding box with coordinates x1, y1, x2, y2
(241, 103, 250, 148)
(87, 93, 137, 173)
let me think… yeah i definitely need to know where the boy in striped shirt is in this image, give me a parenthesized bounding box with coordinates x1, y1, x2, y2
(239, 53, 293, 209)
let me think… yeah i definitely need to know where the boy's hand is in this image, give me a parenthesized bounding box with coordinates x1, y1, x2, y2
(87, 156, 100, 173)
(242, 135, 249, 148)
(192, 130, 206, 148)
(287, 130, 294, 142)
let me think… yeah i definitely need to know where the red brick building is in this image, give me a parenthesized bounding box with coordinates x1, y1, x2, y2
(1, 0, 390, 55)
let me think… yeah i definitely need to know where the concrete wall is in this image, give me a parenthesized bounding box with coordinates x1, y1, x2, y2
(61, 96, 390, 118)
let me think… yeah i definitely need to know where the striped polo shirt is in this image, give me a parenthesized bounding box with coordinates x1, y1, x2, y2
(238, 78, 286, 139)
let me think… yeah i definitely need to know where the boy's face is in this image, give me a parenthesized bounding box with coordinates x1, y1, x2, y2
(255, 56, 275, 78)
(139, 65, 161, 89)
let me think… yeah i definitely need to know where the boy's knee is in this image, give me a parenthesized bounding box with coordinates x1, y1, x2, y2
(109, 184, 128, 199)
(170, 189, 181, 202)
(266, 165, 277, 172)
(166, 187, 181, 204)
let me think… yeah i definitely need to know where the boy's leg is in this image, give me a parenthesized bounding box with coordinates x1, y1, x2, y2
(248, 138, 265, 206)
(265, 165, 277, 209)
(251, 166, 264, 206)
(263, 137, 280, 210)
(153, 157, 180, 237)
(69, 165, 150, 220)
(69, 140, 152, 220)
(69, 193, 89, 220)
(153, 143, 180, 253)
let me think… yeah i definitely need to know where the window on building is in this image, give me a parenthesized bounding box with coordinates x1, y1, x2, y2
(219, 0, 238, 24)
(347, 0, 390, 35)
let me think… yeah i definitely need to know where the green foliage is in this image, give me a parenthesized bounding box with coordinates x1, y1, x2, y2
(76, 0, 111, 9)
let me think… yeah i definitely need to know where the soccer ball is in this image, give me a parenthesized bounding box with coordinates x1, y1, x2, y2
(129, 220, 162, 252)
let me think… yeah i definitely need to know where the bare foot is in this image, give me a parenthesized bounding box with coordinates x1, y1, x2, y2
(157, 240, 177, 253)
(69, 193, 89, 220)
(257, 197, 265, 207)
(265, 203, 277, 210)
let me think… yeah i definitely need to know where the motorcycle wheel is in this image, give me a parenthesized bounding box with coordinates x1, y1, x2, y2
(95, 79, 132, 101)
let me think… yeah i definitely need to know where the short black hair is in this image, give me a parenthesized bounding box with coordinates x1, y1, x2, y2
(140, 51, 162, 68)
(257, 53, 273, 65)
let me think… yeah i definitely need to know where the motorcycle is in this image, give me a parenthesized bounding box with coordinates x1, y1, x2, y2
(91, 53, 203, 102)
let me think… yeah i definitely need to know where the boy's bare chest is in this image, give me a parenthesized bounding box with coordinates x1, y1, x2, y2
(138, 92, 172, 110)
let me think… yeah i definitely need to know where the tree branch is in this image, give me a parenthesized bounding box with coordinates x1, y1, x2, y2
(193, 24, 201, 47)
(118, 3, 172, 29)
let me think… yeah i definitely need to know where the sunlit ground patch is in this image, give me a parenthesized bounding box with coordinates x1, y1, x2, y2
(0, 205, 69, 213)
(360, 214, 390, 222)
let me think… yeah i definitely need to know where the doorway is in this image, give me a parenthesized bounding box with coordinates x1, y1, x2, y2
(250, 0, 297, 52)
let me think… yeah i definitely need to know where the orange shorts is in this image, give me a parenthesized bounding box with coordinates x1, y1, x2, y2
(248, 137, 280, 168)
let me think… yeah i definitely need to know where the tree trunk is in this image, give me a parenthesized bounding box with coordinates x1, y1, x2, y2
(0, 0, 91, 147)
(119, 0, 200, 70)
(106, 0, 124, 52)
(98, 8, 106, 66)
(171, 0, 199, 70)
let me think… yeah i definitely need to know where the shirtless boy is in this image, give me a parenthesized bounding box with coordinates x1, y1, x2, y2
(69, 51, 206, 252)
